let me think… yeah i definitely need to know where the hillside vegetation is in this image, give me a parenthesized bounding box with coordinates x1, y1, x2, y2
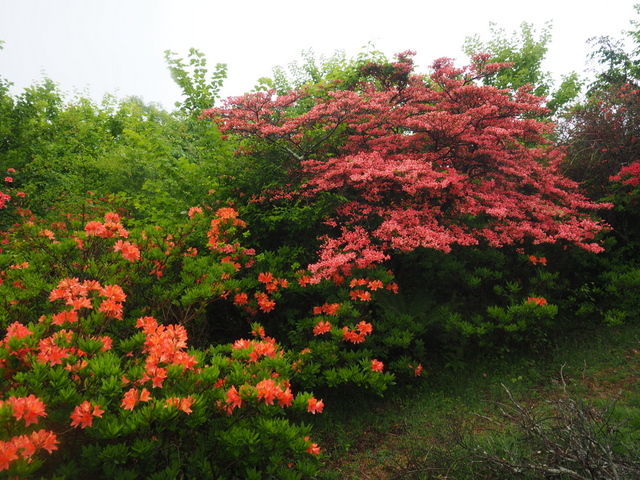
(1, 13, 640, 479)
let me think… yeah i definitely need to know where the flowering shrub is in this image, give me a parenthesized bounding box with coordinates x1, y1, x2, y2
(0, 279, 322, 478)
(564, 82, 640, 200)
(3, 188, 407, 397)
(282, 269, 399, 392)
(0, 200, 258, 337)
(206, 53, 608, 284)
(0, 198, 330, 477)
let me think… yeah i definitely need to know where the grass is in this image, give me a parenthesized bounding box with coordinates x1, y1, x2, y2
(310, 323, 640, 479)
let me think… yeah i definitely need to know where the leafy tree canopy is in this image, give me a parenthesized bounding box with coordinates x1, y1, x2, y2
(164, 48, 227, 115)
(464, 22, 581, 114)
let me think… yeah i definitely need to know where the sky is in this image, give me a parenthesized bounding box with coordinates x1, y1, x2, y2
(0, 0, 636, 110)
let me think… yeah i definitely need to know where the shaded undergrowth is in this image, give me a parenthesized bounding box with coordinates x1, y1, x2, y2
(312, 323, 640, 479)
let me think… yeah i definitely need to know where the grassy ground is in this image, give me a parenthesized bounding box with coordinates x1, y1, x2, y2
(310, 324, 640, 479)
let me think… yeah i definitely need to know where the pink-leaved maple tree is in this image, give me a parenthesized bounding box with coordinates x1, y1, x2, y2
(204, 52, 608, 281)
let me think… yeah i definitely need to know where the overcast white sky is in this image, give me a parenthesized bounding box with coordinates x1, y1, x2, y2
(0, 0, 636, 110)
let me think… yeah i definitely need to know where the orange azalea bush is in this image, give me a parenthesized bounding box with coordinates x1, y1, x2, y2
(0, 278, 323, 478)
(0, 181, 415, 478)
(1, 188, 400, 391)
(273, 269, 402, 391)
(0, 197, 267, 338)
(0, 200, 324, 478)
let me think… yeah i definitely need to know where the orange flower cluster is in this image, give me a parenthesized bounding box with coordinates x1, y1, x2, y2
(528, 255, 548, 265)
(527, 297, 548, 306)
(113, 239, 141, 262)
(207, 207, 245, 251)
(37, 330, 79, 366)
(8, 262, 29, 270)
(250, 324, 266, 338)
(371, 359, 384, 372)
(312, 303, 340, 316)
(0, 395, 58, 472)
(247, 272, 288, 313)
(183, 247, 198, 257)
(4, 321, 32, 341)
(233, 292, 249, 305)
(256, 379, 294, 407)
(215, 207, 239, 219)
(0, 191, 10, 210)
(341, 321, 373, 344)
(0, 323, 32, 366)
(312, 320, 332, 336)
(136, 316, 198, 388)
(0, 429, 58, 471)
(297, 274, 318, 287)
(49, 278, 126, 321)
(305, 436, 321, 455)
(39, 229, 55, 240)
(224, 386, 243, 414)
(257, 272, 288, 292)
(221, 378, 296, 415)
(254, 292, 276, 313)
(164, 396, 194, 414)
(232, 337, 279, 363)
(3, 395, 47, 426)
(408, 363, 424, 377)
(69, 401, 104, 428)
(306, 397, 324, 414)
(84, 212, 129, 238)
(349, 289, 372, 301)
(187, 206, 203, 218)
(51, 310, 78, 326)
(121, 388, 152, 410)
(348, 277, 398, 301)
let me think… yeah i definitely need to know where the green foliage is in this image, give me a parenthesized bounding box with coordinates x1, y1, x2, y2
(164, 48, 227, 115)
(464, 22, 581, 113)
(255, 46, 389, 95)
(588, 4, 640, 92)
(602, 267, 640, 324)
(0, 83, 235, 225)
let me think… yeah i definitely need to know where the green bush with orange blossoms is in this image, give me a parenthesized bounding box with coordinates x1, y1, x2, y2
(0, 189, 404, 476)
(0, 278, 325, 478)
(0, 187, 416, 394)
(0, 171, 566, 396)
(0, 199, 263, 335)
(279, 271, 403, 392)
(0, 199, 330, 477)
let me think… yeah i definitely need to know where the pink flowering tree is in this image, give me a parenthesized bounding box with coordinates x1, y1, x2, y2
(204, 52, 608, 282)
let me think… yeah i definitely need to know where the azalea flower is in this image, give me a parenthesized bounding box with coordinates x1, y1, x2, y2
(70, 401, 104, 428)
(371, 359, 384, 372)
(6, 395, 47, 426)
(307, 397, 324, 414)
(313, 321, 332, 336)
